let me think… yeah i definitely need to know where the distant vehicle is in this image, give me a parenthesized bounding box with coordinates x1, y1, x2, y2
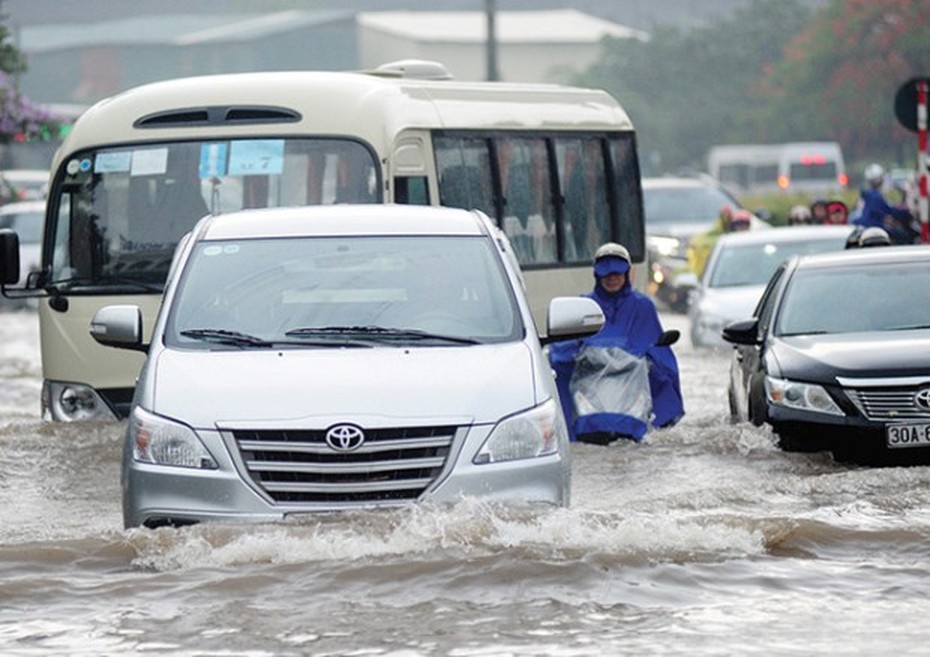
(689, 225, 852, 347)
(0, 169, 49, 201)
(642, 176, 765, 312)
(0, 64, 645, 422)
(723, 246, 930, 465)
(88, 204, 605, 528)
(0, 200, 45, 289)
(707, 142, 848, 196)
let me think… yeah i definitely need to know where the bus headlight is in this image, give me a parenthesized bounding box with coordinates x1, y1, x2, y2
(474, 399, 565, 464)
(42, 381, 118, 422)
(129, 406, 218, 470)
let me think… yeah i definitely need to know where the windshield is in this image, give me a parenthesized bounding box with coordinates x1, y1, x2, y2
(776, 261, 930, 336)
(708, 236, 847, 288)
(642, 184, 737, 225)
(48, 138, 379, 290)
(166, 235, 522, 347)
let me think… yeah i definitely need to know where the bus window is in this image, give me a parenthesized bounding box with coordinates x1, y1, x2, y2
(49, 138, 380, 285)
(609, 136, 644, 263)
(556, 137, 610, 263)
(434, 135, 496, 220)
(496, 136, 556, 265)
(394, 176, 430, 205)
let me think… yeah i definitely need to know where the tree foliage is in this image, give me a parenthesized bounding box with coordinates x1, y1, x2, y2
(0, 22, 59, 143)
(754, 0, 930, 164)
(579, 0, 929, 174)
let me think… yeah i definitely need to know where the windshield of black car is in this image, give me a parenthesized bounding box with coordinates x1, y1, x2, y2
(46, 138, 379, 290)
(776, 261, 930, 336)
(165, 234, 523, 348)
(642, 184, 738, 225)
(709, 237, 848, 288)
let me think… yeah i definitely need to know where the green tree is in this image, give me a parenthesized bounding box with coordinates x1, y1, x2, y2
(754, 0, 930, 166)
(577, 0, 812, 173)
(0, 20, 59, 143)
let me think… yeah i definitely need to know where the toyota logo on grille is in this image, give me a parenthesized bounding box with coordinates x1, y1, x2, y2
(914, 388, 930, 411)
(325, 424, 365, 452)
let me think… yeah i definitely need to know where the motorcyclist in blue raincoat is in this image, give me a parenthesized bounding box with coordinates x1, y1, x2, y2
(852, 163, 915, 244)
(549, 242, 685, 444)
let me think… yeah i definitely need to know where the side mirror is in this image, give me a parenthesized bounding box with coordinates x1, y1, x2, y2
(0, 229, 21, 285)
(722, 318, 760, 346)
(541, 296, 604, 345)
(89, 305, 148, 352)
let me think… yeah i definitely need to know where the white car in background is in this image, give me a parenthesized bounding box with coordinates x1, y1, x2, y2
(689, 224, 853, 347)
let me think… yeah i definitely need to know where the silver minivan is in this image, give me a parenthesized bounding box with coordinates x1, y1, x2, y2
(90, 205, 604, 528)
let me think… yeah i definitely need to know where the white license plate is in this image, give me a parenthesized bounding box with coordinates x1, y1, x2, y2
(886, 423, 930, 448)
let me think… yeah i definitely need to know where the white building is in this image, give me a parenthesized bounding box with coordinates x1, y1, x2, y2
(357, 9, 649, 83)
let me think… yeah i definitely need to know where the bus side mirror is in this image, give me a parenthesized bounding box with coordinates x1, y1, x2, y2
(541, 297, 604, 345)
(0, 229, 21, 285)
(90, 305, 149, 352)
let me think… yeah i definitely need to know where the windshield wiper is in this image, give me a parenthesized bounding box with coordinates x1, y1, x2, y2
(285, 325, 481, 345)
(47, 275, 164, 293)
(180, 328, 275, 348)
(887, 324, 930, 331)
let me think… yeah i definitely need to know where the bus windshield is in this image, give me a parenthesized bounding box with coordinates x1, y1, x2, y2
(48, 138, 379, 288)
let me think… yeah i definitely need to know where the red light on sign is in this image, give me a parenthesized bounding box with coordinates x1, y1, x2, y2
(800, 154, 827, 165)
(838, 173, 849, 187)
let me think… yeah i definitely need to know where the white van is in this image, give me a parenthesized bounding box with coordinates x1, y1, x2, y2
(707, 142, 848, 196)
(89, 204, 605, 528)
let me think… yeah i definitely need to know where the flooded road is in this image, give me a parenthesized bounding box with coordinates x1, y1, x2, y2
(2, 308, 929, 656)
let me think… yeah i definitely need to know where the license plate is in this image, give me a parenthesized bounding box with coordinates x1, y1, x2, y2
(886, 423, 930, 448)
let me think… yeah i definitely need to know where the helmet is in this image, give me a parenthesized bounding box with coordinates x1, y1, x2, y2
(859, 226, 891, 247)
(864, 163, 885, 187)
(593, 242, 631, 277)
(729, 209, 752, 231)
(788, 205, 812, 225)
(593, 242, 631, 264)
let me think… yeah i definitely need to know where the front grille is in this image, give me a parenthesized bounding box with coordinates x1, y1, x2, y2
(845, 387, 930, 421)
(232, 425, 457, 504)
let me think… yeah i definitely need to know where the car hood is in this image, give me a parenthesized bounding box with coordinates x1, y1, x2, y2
(695, 285, 766, 323)
(149, 342, 539, 429)
(771, 331, 930, 383)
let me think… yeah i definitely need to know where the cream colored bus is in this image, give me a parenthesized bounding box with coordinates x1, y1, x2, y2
(0, 62, 645, 421)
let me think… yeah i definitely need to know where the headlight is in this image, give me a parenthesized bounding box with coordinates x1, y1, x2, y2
(649, 236, 682, 258)
(42, 381, 118, 422)
(129, 406, 218, 469)
(474, 398, 566, 464)
(765, 377, 843, 416)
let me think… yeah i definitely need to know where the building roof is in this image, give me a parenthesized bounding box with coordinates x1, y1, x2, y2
(357, 9, 649, 44)
(19, 11, 354, 52)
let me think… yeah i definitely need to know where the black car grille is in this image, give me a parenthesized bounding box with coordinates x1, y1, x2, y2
(845, 388, 930, 421)
(232, 426, 457, 504)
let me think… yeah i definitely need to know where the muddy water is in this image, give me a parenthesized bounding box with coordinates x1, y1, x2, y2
(1, 309, 929, 656)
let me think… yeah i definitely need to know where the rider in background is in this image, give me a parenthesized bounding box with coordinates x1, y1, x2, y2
(549, 243, 684, 443)
(788, 205, 813, 225)
(852, 163, 914, 244)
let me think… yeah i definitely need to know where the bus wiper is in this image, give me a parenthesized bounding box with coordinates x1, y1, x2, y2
(47, 275, 164, 293)
(888, 324, 930, 331)
(180, 328, 276, 347)
(285, 325, 481, 345)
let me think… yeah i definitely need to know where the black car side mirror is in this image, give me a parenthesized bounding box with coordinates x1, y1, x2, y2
(722, 318, 760, 345)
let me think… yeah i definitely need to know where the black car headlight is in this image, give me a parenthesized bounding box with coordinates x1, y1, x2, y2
(765, 376, 843, 416)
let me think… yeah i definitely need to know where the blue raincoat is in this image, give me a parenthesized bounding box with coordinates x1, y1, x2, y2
(549, 278, 684, 442)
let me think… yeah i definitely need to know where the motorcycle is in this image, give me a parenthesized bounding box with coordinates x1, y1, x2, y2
(550, 329, 684, 445)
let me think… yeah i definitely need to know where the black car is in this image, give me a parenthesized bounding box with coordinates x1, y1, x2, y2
(723, 246, 930, 464)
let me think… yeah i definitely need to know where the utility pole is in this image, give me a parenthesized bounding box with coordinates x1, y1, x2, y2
(485, 0, 499, 82)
